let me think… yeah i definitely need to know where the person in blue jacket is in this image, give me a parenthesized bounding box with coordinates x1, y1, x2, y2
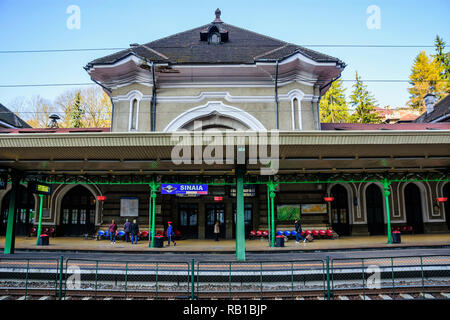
(295, 219, 306, 244)
(167, 221, 176, 246)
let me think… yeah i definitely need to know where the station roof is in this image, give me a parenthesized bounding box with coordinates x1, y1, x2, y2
(86, 21, 344, 67)
(0, 130, 449, 177)
(84, 10, 345, 95)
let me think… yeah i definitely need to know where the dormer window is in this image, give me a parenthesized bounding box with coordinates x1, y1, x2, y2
(200, 9, 228, 43)
(209, 27, 221, 44)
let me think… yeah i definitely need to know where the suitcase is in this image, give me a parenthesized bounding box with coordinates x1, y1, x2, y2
(306, 234, 314, 242)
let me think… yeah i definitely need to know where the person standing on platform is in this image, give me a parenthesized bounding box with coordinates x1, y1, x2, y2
(295, 219, 306, 244)
(109, 220, 117, 244)
(124, 219, 131, 242)
(214, 221, 220, 241)
(130, 219, 139, 245)
(167, 221, 176, 246)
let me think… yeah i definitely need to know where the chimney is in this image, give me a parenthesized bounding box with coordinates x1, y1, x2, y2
(213, 8, 223, 23)
(424, 93, 437, 114)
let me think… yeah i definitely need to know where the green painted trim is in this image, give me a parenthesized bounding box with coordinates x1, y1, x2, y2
(4, 177, 18, 254)
(235, 166, 246, 262)
(28, 177, 450, 186)
(149, 181, 159, 248)
(36, 194, 44, 245)
(148, 189, 152, 248)
(266, 185, 271, 247)
(383, 178, 393, 245)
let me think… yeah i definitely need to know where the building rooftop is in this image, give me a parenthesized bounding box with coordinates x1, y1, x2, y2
(1, 123, 450, 135)
(86, 10, 345, 68)
(0, 103, 31, 129)
(415, 94, 450, 123)
(321, 122, 450, 130)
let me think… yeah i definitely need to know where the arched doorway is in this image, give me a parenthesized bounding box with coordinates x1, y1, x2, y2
(366, 184, 385, 235)
(444, 183, 450, 231)
(0, 185, 35, 236)
(404, 183, 424, 234)
(330, 185, 350, 236)
(59, 186, 96, 236)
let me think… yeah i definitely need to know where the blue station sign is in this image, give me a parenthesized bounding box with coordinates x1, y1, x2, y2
(161, 184, 208, 195)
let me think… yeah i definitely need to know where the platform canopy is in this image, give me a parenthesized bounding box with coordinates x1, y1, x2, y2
(0, 130, 449, 179)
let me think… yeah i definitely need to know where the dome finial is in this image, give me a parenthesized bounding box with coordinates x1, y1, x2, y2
(213, 8, 223, 23)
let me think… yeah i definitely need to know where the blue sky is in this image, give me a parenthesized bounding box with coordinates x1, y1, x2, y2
(1, 0, 449, 110)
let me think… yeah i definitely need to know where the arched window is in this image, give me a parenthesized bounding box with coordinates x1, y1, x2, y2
(208, 26, 221, 44)
(291, 97, 301, 130)
(130, 99, 138, 131)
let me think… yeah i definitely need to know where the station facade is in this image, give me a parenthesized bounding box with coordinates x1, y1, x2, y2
(1, 10, 450, 247)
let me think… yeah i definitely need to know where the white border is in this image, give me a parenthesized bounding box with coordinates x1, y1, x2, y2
(163, 101, 266, 132)
(126, 90, 143, 132)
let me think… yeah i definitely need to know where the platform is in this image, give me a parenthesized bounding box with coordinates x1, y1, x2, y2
(1, 234, 449, 253)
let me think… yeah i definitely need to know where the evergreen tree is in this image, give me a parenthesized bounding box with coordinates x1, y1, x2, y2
(408, 51, 446, 110)
(349, 72, 380, 123)
(68, 90, 84, 128)
(433, 35, 450, 79)
(319, 78, 350, 123)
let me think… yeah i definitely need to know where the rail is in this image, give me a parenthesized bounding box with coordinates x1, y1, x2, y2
(0, 255, 448, 300)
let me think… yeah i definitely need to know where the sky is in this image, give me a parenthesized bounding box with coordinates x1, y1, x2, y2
(0, 0, 449, 112)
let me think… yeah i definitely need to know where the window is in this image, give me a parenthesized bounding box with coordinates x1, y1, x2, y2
(189, 214, 197, 226)
(208, 26, 221, 44)
(292, 98, 301, 130)
(130, 99, 138, 131)
(180, 211, 188, 226)
(210, 33, 220, 44)
(80, 209, 87, 225)
(230, 185, 256, 197)
(20, 209, 26, 223)
(71, 209, 78, 224)
(63, 209, 69, 224)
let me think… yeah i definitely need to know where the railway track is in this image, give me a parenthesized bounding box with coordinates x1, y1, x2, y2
(1, 285, 449, 300)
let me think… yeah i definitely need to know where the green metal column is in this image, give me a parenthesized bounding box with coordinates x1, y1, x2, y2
(382, 178, 393, 244)
(35, 194, 44, 245)
(4, 174, 19, 254)
(266, 184, 272, 247)
(149, 181, 158, 248)
(235, 166, 246, 261)
(268, 181, 276, 248)
(148, 187, 153, 248)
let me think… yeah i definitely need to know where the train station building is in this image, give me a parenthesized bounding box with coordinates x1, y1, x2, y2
(1, 10, 449, 259)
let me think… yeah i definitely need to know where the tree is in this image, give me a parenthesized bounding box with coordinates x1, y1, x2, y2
(408, 51, 446, 110)
(68, 90, 84, 128)
(349, 72, 381, 123)
(319, 78, 350, 123)
(55, 86, 112, 128)
(82, 87, 112, 127)
(433, 35, 450, 79)
(24, 95, 57, 128)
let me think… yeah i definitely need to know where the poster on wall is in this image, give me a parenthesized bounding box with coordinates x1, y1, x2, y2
(277, 204, 301, 221)
(301, 204, 327, 214)
(120, 197, 139, 217)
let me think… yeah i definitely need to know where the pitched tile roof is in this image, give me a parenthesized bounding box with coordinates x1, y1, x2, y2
(414, 94, 450, 123)
(321, 123, 450, 131)
(0, 103, 31, 128)
(86, 23, 345, 67)
(0, 127, 109, 134)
